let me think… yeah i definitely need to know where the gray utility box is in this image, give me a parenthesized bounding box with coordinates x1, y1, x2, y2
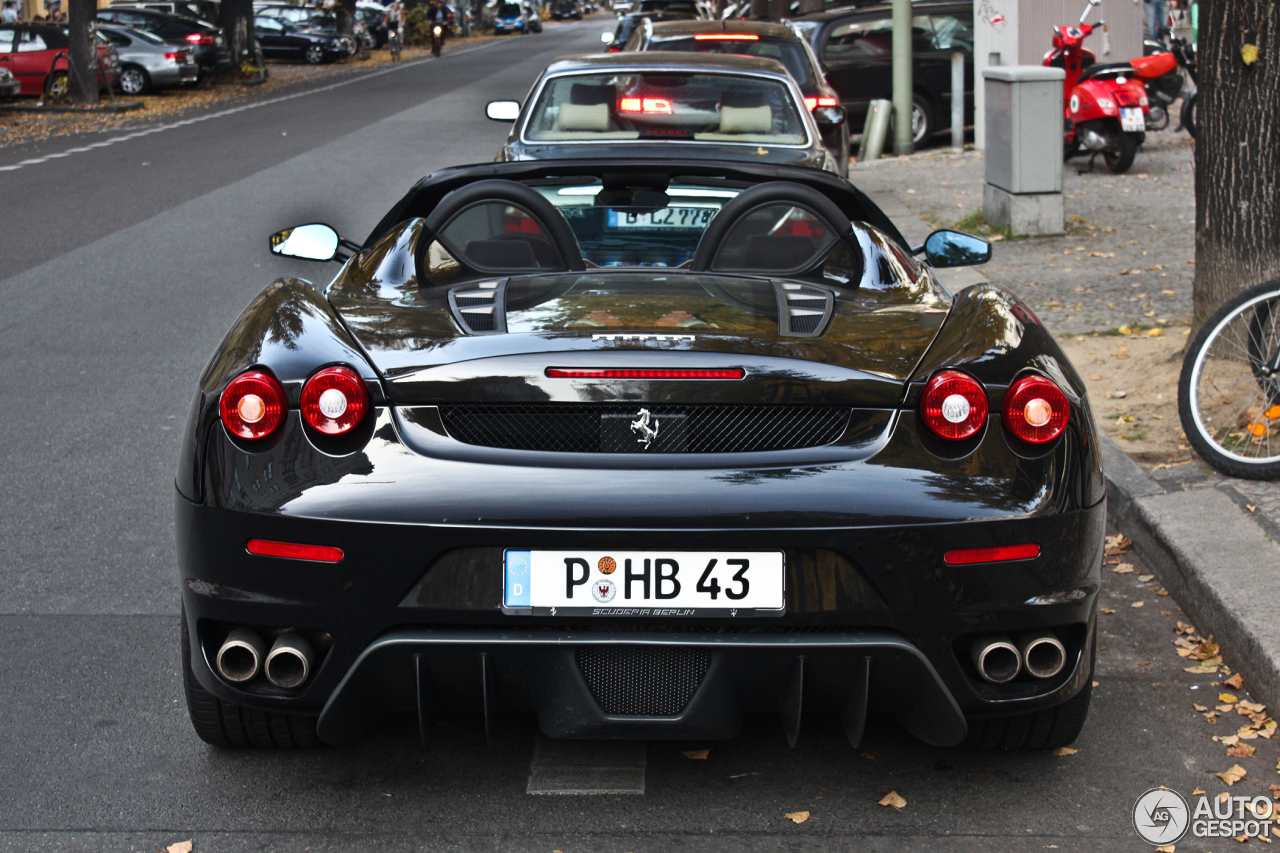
(982, 65, 1066, 236)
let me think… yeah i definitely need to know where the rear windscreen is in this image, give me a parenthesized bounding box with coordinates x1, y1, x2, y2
(498, 4, 521, 15)
(647, 37, 816, 88)
(525, 72, 805, 145)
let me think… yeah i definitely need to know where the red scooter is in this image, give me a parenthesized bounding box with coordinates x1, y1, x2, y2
(1045, 0, 1177, 173)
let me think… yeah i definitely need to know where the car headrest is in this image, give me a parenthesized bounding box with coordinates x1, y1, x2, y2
(719, 105, 772, 134)
(558, 102, 611, 132)
(570, 82, 613, 105)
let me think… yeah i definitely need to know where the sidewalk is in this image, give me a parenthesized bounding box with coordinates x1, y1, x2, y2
(853, 137, 1280, 713)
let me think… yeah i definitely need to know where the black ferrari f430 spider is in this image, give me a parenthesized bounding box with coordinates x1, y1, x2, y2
(177, 159, 1105, 752)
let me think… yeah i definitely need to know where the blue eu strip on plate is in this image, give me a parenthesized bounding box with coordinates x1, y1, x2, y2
(504, 550, 531, 607)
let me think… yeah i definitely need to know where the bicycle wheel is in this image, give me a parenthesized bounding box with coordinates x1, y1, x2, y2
(1179, 278, 1280, 478)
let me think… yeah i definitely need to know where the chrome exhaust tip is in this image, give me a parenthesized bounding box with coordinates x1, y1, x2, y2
(264, 632, 314, 689)
(1018, 630, 1067, 680)
(972, 633, 1021, 684)
(216, 627, 266, 683)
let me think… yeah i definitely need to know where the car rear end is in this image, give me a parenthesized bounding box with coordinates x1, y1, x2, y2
(181, 24, 230, 75)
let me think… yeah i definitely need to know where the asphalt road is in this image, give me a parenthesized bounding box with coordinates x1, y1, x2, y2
(1, 20, 1275, 852)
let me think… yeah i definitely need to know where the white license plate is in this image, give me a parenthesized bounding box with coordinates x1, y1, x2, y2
(607, 208, 716, 230)
(1120, 107, 1145, 132)
(503, 550, 784, 616)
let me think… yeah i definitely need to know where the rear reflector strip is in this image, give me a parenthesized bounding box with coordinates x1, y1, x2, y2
(943, 544, 1040, 565)
(545, 368, 746, 379)
(247, 539, 344, 563)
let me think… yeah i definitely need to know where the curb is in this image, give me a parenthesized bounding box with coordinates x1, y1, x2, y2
(1101, 433, 1280, 710)
(0, 101, 144, 113)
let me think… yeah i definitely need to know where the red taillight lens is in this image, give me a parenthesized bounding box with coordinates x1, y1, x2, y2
(619, 97, 672, 113)
(164, 51, 185, 60)
(186, 32, 214, 44)
(804, 96, 839, 111)
(1003, 375, 1069, 444)
(300, 365, 369, 436)
(247, 539, 344, 563)
(694, 33, 758, 40)
(219, 370, 286, 440)
(545, 368, 745, 379)
(920, 370, 988, 440)
(943, 544, 1040, 565)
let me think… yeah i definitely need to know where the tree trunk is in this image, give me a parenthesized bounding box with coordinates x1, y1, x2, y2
(218, 0, 252, 73)
(67, 0, 98, 105)
(334, 0, 356, 39)
(1193, 0, 1280, 331)
(766, 0, 787, 21)
(748, 0, 767, 21)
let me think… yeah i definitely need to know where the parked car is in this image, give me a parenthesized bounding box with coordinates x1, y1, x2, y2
(95, 6, 231, 76)
(0, 24, 119, 98)
(626, 20, 851, 173)
(602, 7, 698, 50)
(0, 64, 19, 99)
(551, 0, 583, 19)
(106, 0, 219, 26)
(792, 0, 974, 146)
(493, 1, 539, 33)
(355, 3, 389, 48)
(256, 4, 357, 53)
(253, 15, 349, 63)
(485, 52, 841, 173)
(178, 156, 1100, 755)
(98, 25, 198, 94)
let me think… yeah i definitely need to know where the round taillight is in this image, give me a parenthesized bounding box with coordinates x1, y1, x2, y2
(1003, 375, 1069, 444)
(300, 366, 369, 435)
(921, 370, 988, 440)
(220, 370, 286, 440)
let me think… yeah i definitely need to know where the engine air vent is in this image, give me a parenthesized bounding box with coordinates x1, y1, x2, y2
(775, 283, 834, 337)
(448, 280, 507, 335)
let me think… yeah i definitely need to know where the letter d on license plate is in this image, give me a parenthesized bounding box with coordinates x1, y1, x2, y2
(502, 550, 785, 617)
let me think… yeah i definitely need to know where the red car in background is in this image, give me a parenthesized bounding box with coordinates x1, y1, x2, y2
(0, 24, 119, 99)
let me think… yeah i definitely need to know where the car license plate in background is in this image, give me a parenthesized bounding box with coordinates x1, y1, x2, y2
(1120, 107, 1145, 132)
(503, 550, 784, 616)
(607, 208, 716, 230)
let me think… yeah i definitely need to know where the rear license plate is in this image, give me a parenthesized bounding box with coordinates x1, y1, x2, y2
(503, 550, 784, 616)
(1120, 107, 1145, 132)
(607, 208, 716, 230)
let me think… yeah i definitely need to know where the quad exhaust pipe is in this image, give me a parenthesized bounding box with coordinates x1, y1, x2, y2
(971, 631, 1067, 683)
(264, 632, 314, 689)
(216, 628, 266, 683)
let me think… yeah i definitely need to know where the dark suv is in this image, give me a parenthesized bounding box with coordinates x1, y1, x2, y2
(626, 19, 850, 173)
(95, 6, 231, 76)
(792, 1, 973, 146)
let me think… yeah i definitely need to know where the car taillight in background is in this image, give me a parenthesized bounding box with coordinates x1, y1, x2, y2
(619, 97, 672, 114)
(186, 32, 215, 44)
(694, 33, 758, 40)
(1003, 375, 1069, 444)
(300, 365, 369, 435)
(164, 51, 187, 61)
(220, 370, 287, 440)
(920, 370, 988, 440)
(804, 96, 838, 111)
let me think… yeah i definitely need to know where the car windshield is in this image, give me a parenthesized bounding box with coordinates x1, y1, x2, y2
(524, 72, 806, 146)
(498, 3, 521, 15)
(647, 36, 816, 87)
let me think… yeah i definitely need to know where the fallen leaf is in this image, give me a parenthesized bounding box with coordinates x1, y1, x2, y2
(1243, 43, 1260, 64)
(1219, 705, 1238, 714)
(683, 749, 710, 760)
(1227, 743, 1257, 758)
(1148, 328, 1163, 337)
(1113, 564, 1136, 574)
(1270, 784, 1280, 799)
(728, 772, 760, 778)
(1193, 787, 1206, 795)
(1132, 601, 1145, 608)
(1156, 847, 1175, 853)
(1101, 608, 1117, 614)
(1195, 704, 1209, 712)
(1186, 665, 1220, 673)
(1139, 661, 1152, 667)
(1217, 734, 1241, 746)
(1176, 622, 1198, 635)
(1121, 269, 1143, 275)
(1051, 747, 1079, 756)
(784, 810, 811, 824)
(1221, 694, 1240, 704)
(878, 791, 907, 810)
(166, 844, 193, 853)
(1138, 574, 1155, 582)
(1105, 534, 1132, 554)
(1239, 701, 1266, 714)
(1217, 764, 1248, 785)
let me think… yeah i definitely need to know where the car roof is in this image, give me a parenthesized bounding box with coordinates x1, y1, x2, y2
(646, 19, 800, 40)
(794, 0, 965, 24)
(545, 50, 794, 79)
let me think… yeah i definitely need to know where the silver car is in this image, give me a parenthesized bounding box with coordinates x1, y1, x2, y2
(98, 25, 199, 95)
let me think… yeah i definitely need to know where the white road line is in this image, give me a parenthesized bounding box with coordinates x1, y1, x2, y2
(0, 40, 502, 174)
(526, 734, 647, 795)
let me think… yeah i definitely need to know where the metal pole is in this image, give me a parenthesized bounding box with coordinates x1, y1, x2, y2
(950, 51, 963, 150)
(890, 0, 913, 155)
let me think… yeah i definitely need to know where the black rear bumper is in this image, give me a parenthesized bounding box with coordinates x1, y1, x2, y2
(316, 628, 969, 747)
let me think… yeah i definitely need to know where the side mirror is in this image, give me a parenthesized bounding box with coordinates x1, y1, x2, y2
(600, 30, 614, 43)
(919, 229, 992, 268)
(812, 104, 845, 126)
(485, 99, 521, 121)
(269, 223, 340, 262)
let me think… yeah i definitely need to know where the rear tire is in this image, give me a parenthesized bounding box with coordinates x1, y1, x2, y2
(1181, 90, 1197, 139)
(1103, 131, 1138, 173)
(305, 43, 326, 64)
(118, 65, 150, 95)
(181, 605, 322, 748)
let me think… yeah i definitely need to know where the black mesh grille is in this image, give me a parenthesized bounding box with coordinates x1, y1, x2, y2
(576, 646, 710, 716)
(438, 405, 849, 453)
